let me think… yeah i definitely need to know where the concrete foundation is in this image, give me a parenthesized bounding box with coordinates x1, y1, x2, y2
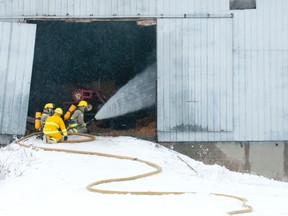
(161, 141, 288, 182)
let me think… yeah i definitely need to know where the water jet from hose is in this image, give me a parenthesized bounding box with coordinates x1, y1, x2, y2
(95, 63, 156, 120)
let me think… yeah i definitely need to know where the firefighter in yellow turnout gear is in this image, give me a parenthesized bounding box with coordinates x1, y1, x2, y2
(40, 103, 55, 131)
(43, 108, 68, 143)
(35, 103, 55, 140)
(68, 100, 88, 133)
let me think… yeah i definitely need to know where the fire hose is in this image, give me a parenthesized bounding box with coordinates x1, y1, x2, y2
(16, 132, 253, 215)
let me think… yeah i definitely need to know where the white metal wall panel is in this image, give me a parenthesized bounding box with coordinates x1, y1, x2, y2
(0, 0, 229, 17)
(232, 0, 288, 141)
(1, 0, 288, 142)
(157, 18, 233, 142)
(0, 22, 36, 135)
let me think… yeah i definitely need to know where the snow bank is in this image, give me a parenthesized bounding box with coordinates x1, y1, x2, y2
(0, 144, 38, 180)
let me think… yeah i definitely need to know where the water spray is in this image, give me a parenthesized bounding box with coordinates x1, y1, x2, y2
(95, 63, 156, 120)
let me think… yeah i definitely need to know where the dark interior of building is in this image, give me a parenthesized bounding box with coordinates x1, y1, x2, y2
(26, 20, 156, 134)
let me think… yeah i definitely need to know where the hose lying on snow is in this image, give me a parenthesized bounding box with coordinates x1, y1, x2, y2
(16, 132, 252, 215)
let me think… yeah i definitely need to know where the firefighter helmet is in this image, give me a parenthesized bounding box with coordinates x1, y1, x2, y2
(44, 103, 55, 109)
(78, 100, 88, 107)
(54, 108, 63, 115)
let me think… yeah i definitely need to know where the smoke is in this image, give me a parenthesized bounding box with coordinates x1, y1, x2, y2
(95, 63, 156, 120)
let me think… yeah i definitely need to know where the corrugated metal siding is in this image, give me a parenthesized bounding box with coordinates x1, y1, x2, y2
(0, 22, 36, 135)
(155, 0, 288, 141)
(0, 0, 229, 17)
(157, 18, 233, 142)
(232, 0, 288, 141)
(0, 0, 288, 142)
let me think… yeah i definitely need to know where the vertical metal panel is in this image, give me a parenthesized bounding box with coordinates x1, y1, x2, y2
(0, 22, 36, 135)
(232, 0, 288, 141)
(0, 0, 229, 17)
(157, 18, 233, 141)
(1, 0, 288, 142)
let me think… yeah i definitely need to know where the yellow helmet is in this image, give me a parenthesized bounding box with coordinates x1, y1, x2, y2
(54, 108, 63, 115)
(44, 103, 55, 109)
(78, 100, 88, 107)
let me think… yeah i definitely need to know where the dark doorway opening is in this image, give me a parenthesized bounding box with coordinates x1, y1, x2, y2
(27, 20, 156, 137)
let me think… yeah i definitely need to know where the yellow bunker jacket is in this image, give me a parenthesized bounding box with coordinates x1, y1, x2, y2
(43, 115, 67, 136)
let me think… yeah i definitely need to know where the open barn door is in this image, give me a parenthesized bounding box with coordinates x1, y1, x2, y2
(0, 22, 36, 138)
(157, 17, 233, 141)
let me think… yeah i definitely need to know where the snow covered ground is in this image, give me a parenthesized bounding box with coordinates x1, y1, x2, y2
(1, 135, 288, 216)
